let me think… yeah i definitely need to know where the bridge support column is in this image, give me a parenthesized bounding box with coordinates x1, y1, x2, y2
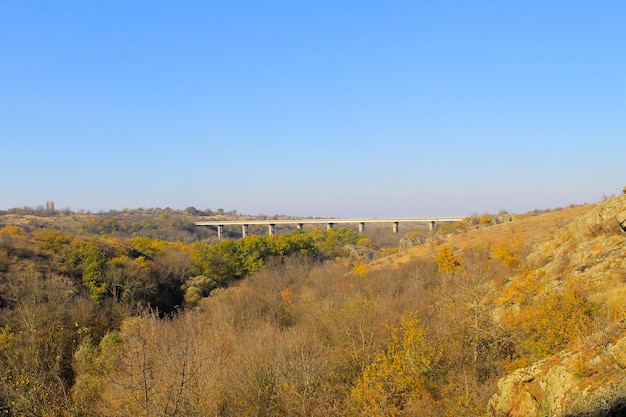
(268, 224, 276, 236)
(217, 225, 224, 240)
(393, 222, 399, 234)
(359, 222, 365, 233)
(297, 223, 304, 230)
(327, 222, 334, 230)
(242, 224, 249, 237)
(429, 221, 435, 231)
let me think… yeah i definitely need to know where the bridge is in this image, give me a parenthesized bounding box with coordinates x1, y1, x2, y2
(195, 217, 466, 239)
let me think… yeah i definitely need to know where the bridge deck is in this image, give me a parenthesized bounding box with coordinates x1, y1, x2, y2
(195, 217, 465, 226)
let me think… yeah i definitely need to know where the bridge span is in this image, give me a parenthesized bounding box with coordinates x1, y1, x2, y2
(195, 217, 465, 239)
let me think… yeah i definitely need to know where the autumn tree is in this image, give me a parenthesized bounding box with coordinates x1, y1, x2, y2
(32, 228, 72, 252)
(104, 249, 156, 304)
(189, 240, 239, 284)
(310, 228, 360, 259)
(436, 245, 461, 274)
(492, 231, 524, 271)
(350, 311, 437, 416)
(0, 272, 79, 416)
(507, 275, 596, 362)
(427, 255, 507, 416)
(62, 238, 108, 302)
(74, 311, 230, 416)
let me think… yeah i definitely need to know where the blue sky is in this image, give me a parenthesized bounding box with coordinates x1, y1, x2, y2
(1, 1, 624, 217)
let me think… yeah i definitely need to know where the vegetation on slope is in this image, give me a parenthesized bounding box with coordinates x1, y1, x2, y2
(1, 195, 625, 416)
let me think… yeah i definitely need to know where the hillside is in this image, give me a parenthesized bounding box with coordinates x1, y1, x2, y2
(1, 196, 625, 416)
(371, 203, 593, 270)
(487, 195, 626, 416)
(376, 196, 626, 416)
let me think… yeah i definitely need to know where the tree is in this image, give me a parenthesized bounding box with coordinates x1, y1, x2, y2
(436, 246, 461, 274)
(237, 235, 271, 275)
(0, 272, 78, 416)
(188, 240, 239, 284)
(104, 252, 156, 304)
(183, 275, 218, 306)
(62, 238, 108, 303)
(350, 311, 436, 416)
(75, 312, 226, 417)
(492, 232, 524, 270)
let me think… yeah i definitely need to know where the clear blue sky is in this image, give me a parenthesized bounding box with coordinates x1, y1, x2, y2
(1, 1, 624, 217)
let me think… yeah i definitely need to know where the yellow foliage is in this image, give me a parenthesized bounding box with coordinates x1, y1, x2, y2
(351, 311, 436, 416)
(32, 228, 72, 252)
(0, 325, 15, 349)
(0, 225, 24, 236)
(492, 232, 524, 270)
(357, 236, 374, 248)
(130, 236, 168, 257)
(478, 214, 493, 225)
(108, 254, 128, 267)
(501, 274, 596, 360)
(498, 268, 546, 307)
(132, 255, 150, 271)
(352, 262, 368, 278)
(436, 246, 461, 274)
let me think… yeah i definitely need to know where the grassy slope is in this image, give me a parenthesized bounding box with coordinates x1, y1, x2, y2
(371, 203, 593, 270)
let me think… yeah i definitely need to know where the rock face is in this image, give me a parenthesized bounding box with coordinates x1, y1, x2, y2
(488, 334, 626, 416)
(529, 194, 626, 286)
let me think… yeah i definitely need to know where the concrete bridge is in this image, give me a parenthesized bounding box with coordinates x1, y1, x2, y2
(195, 217, 465, 239)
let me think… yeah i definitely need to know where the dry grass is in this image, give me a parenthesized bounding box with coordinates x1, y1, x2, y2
(595, 283, 626, 312)
(370, 204, 593, 270)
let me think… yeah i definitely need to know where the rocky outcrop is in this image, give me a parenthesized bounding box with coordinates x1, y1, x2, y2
(397, 237, 426, 251)
(343, 244, 376, 261)
(488, 330, 626, 416)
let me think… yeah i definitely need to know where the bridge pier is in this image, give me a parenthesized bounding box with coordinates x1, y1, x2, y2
(268, 224, 276, 236)
(242, 224, 249, 237)
(327, 222, 334, 230)
(297, 223, 304, 230)
(393, 222, 399, 234)
(217, 225, 224, 240)
(359, 222, 365, 233)
(429, 221, 435, 231)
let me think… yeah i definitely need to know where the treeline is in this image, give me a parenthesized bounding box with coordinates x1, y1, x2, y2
(1, 206, 391, 243)
(1, 207, 230, 242)
(0, 205, 238, 217)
